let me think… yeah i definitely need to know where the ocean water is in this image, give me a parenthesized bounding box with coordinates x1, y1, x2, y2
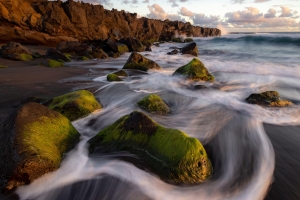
(15, 32, 300, 200)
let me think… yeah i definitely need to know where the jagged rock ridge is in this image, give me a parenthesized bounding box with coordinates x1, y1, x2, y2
(0, 0, 221, 46)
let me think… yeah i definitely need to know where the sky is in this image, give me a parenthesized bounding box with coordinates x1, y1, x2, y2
(71, 0, 300, 32)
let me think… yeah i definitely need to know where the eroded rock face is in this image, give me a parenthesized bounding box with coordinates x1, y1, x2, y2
(0, 0, 221, 46)
(91, 47, 109, 59)
(245, 91, 292, 107)
(123, 52, 161, 71)
(0, 102, 80, 193)
(88, 111, 212, 184)
(180, 42, 199, 56)
(173, 58, 214, 81)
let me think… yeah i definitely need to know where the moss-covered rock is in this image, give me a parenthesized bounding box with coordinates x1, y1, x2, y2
(171, 37, 182, 43)
(118, 38, 144, 52)
(0, 65, 8, 68)
(47, 90, 101, 121)
(113, 69, 128, 77)
(45, 48, 71, 62)
(184, 38, 193, 43)
(91, 47, 109, 59)
(88, 111, 212, 184)
(41, 59, 64, 68)
(123, 52, 161, 71)
(137, 94, 170, 114)
(0, 102, 80, 192)
(245, 91, 292, 107)
(107, 74, 122, 82)
(106, 41, 129, 54)
(173, 58, 214, 81)
(8, 54, 33, 61)
(79, 56, 90, 61)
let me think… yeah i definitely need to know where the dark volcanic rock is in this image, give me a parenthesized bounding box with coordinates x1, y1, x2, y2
(0, 1, 221, 46)
(123, 52, 161, 71)
(0, 102, 80, 193)
(118, 38, 144, 52)
(167, 50, 178, 55)
(180, 42, 199, 56)
(245, 91, 292, 107)
(0, 42, 40, 61)
(106, 41, 129, 54)
(45, 48, 71, 62)
(56, 41, 92, 56)
(91, 47, 109, 59)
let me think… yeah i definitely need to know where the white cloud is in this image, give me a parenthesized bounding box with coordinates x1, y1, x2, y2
(147, 4, 184, 21)
(193, 14, 220, 26)
(264, 8, 276, 18)
(179, 7, 194, 17)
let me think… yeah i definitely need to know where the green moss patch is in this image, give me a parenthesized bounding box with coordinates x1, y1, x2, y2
(88, 111, 212, 184)
(79, 56, 90, 61)
(171, 38, 182, 43)
(0, 65, 8, 68)
(5, 102, 80, 191)
(63, 53, 73, 61)
(246, 91, 292, 107)
(173, 58, 214, 81)
(107, 74, 122, 82)
(41, 59, 65, 68)
(113, 69, 128, 77)
(48, 90, 102, 121)
(123, 52, 161, 71)
(137, 94, 170, 115)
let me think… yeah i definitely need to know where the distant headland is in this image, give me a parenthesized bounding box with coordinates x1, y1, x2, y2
(0, 0, 221, 46)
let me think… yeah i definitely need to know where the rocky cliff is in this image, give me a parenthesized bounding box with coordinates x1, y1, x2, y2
(0, 0, 221, 46)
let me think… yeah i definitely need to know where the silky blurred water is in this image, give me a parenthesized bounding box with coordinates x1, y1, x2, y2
(16, 32, 300, 200)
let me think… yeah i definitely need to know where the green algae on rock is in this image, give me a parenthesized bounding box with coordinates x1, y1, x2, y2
(123, 52, 161, 71)
(0, 65, 8, 68)
(173, 58, 214, 81)
(113, 69, 128, 77)
(41, 59, 65, 68)
(0, 102, 80, 192)
(88, 111, 212, 184)
(137, 94, 170, 114)
(107, 74, 122, 82)
(184, 38, 193, 43)
(48, 90, 101, 121)
(8, 53, 33, 61)
(246, 91, 292, 107)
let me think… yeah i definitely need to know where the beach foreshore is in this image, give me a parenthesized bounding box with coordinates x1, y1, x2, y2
(0, 44, 90, 126)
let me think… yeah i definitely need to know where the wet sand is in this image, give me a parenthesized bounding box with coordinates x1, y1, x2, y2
(0, 44, 90, 125)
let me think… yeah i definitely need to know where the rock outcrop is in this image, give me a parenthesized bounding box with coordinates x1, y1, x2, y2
(245, 91, 292, 107)
(88, 111, 212, 184)
(0, 42, 40, 61)
(181, 42, 199, 56)
(173, 58, 215, 81)
(0, 102, 80, 193)
(0, 0, 221, 46)
(123, 52, 161, 71)
(137, 94, 170, 115)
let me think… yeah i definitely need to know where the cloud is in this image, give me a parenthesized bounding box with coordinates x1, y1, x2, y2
(121, 0, 139, 4)
(147, 4, 184, 21)
(264, 8, 276, 18)
(224, 7, 300, 30)
(231, 0, 246, 4)
(80, 0, 113, 6)
(254, 0, 271, 3)
(279, 6, 293, 17)
(168, 0, 179, 7)
(142, 0, 149, 2)
(193, 14, 220, 26)
(179, 7, 194, 17)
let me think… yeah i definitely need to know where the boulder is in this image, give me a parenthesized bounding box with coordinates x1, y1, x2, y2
(137, 94, 170, 115)
(180, 42, 199, 56)
(107, 74, 122, 82)
(107, 51, 121, 58)
(123, 52, 161, 71)
(118, 38, 144, 52)
(91, 47, 109, 59)
(0, 102, 80, 192)
(45, 48, 71, 62)
(47, 90, 101, 121)
(145, 45, 152, 51)
(41, 59, 64, 68)
(171, 37, 182, 43)
(167, 50, 178, 55)
(173, 58, 214, 81)
(56, 41, 92, 56)
(113, 70, 128, 77)
(245, 91, 292, 107)
(0, 42, 40, 60)
(106, 41, 129, 54)
(88, 111, 212, 184)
